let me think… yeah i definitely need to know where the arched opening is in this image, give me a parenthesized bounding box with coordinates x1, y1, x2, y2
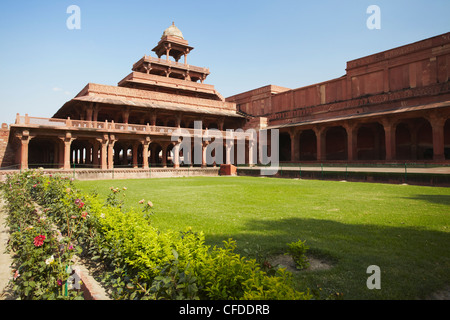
(357, 123, 385, 160)
(395, 118, 433, 160)
(416, 119, 433, 160)
(299, 129, 317, 161)
(149, 142, 162, 167)
(279, 132, 291, 162)
(113, 142, 131, 168)
(395, 122, 411, 160)
(28, 137, 61, 168)
(137, 144, 144, 167)
(166, 143, 175, 167)
(71, 139, 94, 168)
(326, 126, 347, 160)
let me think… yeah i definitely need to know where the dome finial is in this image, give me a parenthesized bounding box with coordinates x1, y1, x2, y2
(161, 22, 184, 40)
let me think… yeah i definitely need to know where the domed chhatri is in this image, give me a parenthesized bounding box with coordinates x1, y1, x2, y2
(162, 22, 184, 40)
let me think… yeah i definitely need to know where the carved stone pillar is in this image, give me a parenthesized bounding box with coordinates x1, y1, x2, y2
(92, 141, 99, 168)
(59, 132, 74, 170)
(96, 135, 109, 170)
(132, 142, 139, 168)
(141, 137, 151, 169)
(344, 122, 359, 161)
(381, 118, 397, 161)
(225, 139, 234, 165)
(107, 135, 116, 170)
(17, 130, 31, 170)
(314, 127, 326, 161)
(172, 141, 180, 169)
(202, 141, 209, 168)
(428, 114, 446, 161)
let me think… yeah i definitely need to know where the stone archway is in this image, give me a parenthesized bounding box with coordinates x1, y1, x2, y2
(149, 142, 163, 167)
(325, 126, 347, 160)
(357, 123, 385, 160)
(395, 118, 433, 161)
(28, 136, 62, 168)
(299, 129, 317, 161)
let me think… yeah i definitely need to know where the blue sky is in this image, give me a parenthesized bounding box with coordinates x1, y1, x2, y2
(0, 0, 449, 124)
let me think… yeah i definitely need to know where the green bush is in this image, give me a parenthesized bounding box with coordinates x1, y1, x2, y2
(286, 239, 310, 270)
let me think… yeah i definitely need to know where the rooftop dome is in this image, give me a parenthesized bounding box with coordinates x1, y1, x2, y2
(162, 22, 184, 40)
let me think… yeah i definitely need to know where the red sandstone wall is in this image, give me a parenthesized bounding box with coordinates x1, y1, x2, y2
(226, 85, 290, 116)
(0, 124, 15, 168)
(229, 32, 450, 125)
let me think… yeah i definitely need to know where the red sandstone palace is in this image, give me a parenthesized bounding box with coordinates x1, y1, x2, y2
(1, 24, 449, 171)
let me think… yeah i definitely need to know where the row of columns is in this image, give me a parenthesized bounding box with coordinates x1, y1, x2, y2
(79, 104, 226, 130)
(287, 114, 448, 162)
(16, 132, 252, 170)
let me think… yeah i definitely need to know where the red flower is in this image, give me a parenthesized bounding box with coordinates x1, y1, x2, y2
(33, 235, 46, 247)
(75, 199, 85, 209)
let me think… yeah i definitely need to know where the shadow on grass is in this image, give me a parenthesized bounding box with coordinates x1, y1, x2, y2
(406, 194, 450, 206)
(205, 217, 450, 300)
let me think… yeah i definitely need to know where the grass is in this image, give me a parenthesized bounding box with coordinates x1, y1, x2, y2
(74, 176, 450, 300)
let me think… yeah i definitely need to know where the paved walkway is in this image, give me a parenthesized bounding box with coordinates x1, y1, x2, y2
(0, 196, 13, 299)
(239, 165, 450, 174)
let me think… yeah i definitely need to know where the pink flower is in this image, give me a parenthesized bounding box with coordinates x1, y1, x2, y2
(81, 211, 88, 219)
(13, 270, 20, 280)
(57, 279, 62, 286)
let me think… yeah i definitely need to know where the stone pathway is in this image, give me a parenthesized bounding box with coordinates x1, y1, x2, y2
(0, 197, 14, 299)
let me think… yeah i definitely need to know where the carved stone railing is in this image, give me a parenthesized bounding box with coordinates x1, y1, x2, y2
(13, 114, 250, 139)
(144, 56, 209, 74)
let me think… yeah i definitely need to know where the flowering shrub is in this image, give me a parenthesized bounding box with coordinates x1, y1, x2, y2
(2, 171, 83, 299)
(2, 170, 313, 300)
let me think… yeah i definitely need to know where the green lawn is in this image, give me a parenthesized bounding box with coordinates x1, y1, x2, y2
(75, 176, 450, 300)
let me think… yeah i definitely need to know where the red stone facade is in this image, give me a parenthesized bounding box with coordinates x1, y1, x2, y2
(1, 27, 450, 170)
(227, 32, 450, 163)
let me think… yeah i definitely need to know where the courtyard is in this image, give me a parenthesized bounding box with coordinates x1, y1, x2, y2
(74, 176, 450, 300)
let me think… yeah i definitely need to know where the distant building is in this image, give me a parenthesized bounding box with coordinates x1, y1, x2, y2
(1, 25, 449, 170)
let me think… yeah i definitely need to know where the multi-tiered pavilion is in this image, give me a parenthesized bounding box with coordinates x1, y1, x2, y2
(7, 23, 248, 171)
